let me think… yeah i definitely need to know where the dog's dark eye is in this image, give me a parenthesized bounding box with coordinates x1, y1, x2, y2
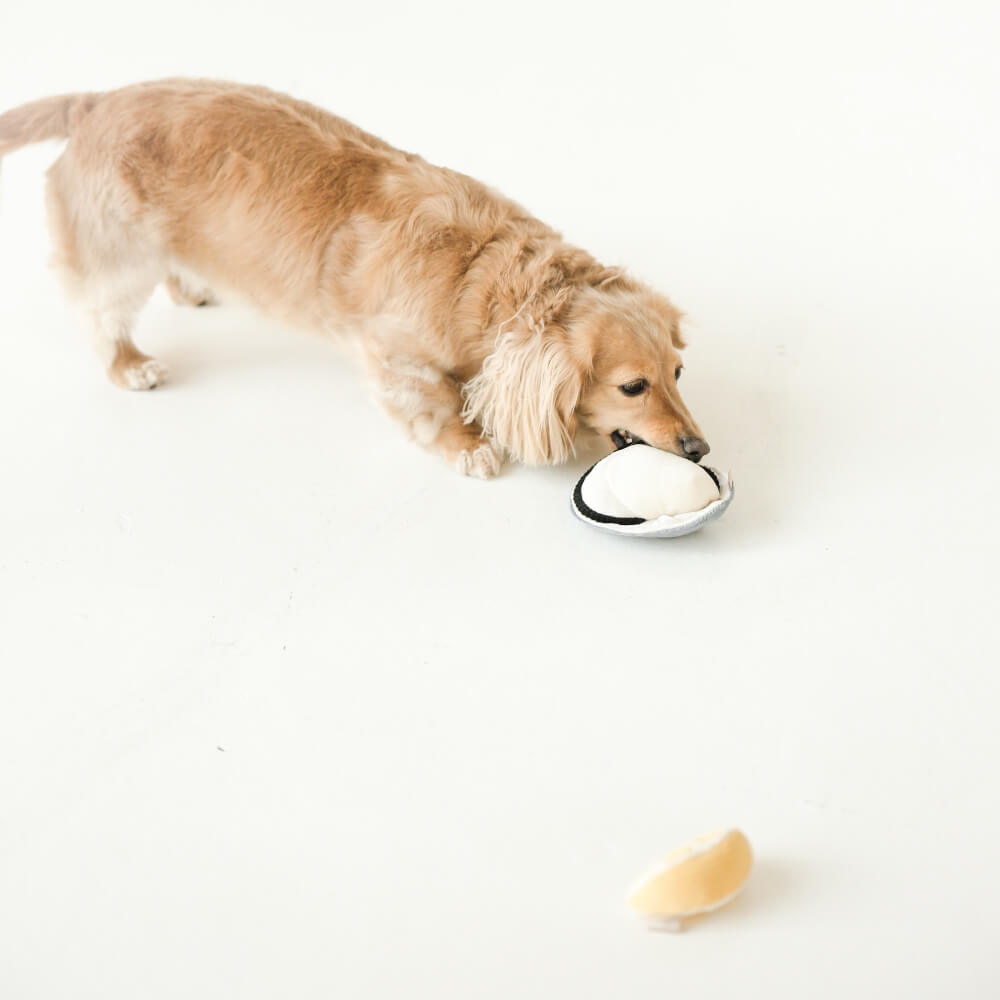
(619, 379, 649, 397)
(674, 367, 683, 381)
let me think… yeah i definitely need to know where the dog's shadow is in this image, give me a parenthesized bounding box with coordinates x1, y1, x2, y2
(145, 298, 810, 543)
(142, 297, 358, 389)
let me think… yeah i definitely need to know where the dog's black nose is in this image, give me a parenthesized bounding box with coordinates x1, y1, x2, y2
(680, 436, 710, 462)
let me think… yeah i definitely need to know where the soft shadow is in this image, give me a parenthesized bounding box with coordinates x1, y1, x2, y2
(144, 297, 815, 550)
(692, 857, 807, 931)
(676, 357, 819, 546)
(141, 301, 357, 388)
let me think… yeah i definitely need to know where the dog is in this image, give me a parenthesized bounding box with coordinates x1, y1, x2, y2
(0, 79, 709, 477)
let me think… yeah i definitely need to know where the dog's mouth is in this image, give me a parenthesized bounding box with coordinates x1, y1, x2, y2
(610, 429, 646, 450)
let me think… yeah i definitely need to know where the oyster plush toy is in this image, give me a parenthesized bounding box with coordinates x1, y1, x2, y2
(572, 443, 734, 538)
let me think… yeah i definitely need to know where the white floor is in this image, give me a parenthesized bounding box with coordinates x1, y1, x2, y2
(1, 3, 999, 997)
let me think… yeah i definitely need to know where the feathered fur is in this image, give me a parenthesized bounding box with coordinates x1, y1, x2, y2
(0, 79, 708, 476)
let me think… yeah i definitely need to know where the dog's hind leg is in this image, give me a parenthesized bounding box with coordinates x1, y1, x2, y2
(46, 154, 168, 390)
(86, 275, 168, 389)
(74, 261, 166, 390)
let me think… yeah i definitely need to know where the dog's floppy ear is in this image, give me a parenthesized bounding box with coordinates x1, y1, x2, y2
(670, 314, 687, 350)
(655, 299, 686, 349)
(634, 286, 686, 350)
(462, 321, 584, 465)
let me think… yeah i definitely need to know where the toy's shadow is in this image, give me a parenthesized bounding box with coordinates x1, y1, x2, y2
(555, 350, 810, 545)
(685, 336, 821, 545)
(688, 858, 804, 931)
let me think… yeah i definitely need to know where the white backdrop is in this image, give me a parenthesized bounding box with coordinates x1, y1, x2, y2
(1, 2, 998, 997)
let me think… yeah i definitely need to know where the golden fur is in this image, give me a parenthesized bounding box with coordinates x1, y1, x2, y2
(0, 79, 709, 476)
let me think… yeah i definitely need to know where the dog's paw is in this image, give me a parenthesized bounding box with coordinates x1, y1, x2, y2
(166, 275, 218, 308)
(456, 441, 502, 479)
(120, 359, 169, 390)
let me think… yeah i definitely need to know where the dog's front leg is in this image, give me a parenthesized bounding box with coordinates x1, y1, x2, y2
(365, 352, 502, 478)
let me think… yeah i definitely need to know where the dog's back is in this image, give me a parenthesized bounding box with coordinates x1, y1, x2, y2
(3, 80, 532, 332)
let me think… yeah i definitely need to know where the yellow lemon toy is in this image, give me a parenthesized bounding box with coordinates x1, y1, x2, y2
(627, 828, 753, 931)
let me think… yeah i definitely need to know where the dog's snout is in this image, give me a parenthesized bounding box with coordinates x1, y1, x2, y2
(680, 436, 710, 462)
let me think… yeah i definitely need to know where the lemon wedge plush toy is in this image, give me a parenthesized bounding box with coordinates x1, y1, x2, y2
(627, 828, 753, 931)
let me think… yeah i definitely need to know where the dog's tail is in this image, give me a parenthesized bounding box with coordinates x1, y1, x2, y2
(0, 93, 98, 159)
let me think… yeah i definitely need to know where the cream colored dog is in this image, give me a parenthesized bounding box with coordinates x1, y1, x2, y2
(0, 80, 709, 477)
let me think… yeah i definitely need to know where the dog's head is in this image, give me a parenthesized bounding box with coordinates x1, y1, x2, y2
(572, 283, 709, 462)
(462, 274, 709, 465)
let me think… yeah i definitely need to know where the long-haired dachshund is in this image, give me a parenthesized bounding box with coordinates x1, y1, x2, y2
(0, 79, 709, 477)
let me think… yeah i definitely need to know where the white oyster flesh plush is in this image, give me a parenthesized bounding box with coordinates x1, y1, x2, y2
(572, 444, 735, 538)
(601, 445, 720, 518)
